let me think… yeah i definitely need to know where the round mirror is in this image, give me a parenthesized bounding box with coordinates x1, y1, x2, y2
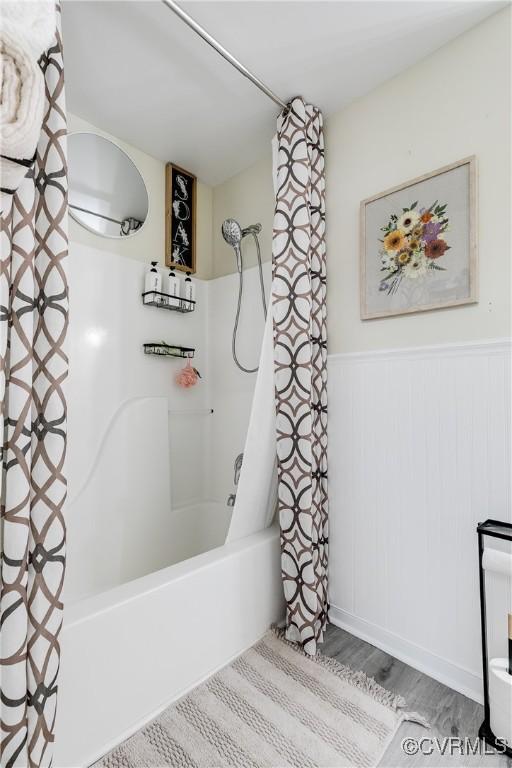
(68, 132, 149, 239)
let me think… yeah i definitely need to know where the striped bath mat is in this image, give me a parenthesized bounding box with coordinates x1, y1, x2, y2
(97, 628, 420, 768)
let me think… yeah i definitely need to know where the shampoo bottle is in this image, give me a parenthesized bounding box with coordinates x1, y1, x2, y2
(144, 261, 161, 296)
(166, 270, 181, 308)
(184, 275, 195, 310)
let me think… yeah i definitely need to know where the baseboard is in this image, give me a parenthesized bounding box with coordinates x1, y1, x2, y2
(329, 604, 483, 705)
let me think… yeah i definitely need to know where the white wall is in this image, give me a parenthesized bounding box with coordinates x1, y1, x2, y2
(205, 8, 512, 701)
(324, 8, 511, 701)
(208, 8, 511, 344)
(328, 339, 511, 703)
(212, 151, 274, 278)
(67, 113, 214, 279)
(326, 9, 511, 355)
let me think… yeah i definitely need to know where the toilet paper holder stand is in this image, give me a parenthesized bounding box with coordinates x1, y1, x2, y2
(477, 518, 512, 758)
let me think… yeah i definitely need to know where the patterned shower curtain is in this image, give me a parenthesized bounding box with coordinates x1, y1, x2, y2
(0, 14, 69, 768)
(272, 97, 328, 656)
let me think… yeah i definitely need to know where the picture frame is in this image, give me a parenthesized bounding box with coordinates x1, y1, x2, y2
(165, 162, 197, 274)
(360, 156, 477, 320)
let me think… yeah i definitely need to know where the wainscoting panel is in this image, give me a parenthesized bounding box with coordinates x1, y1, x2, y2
(327, 339, 511, 703)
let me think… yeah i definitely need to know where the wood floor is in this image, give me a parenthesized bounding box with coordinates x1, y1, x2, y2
(322, 624, 512, 767)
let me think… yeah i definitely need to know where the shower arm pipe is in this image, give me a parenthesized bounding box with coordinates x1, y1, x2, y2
(160, 0, 288, 112)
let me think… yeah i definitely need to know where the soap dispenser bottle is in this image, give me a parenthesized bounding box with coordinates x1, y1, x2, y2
(144, 261, 162, 296)
(183, 274, 195, 310)
(166, 269, 181, 308)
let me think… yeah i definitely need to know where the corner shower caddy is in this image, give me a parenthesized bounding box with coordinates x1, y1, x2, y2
(143, 342, 195, 359)
(142, 290, 196, 314)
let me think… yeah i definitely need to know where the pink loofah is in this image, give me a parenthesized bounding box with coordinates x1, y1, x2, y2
(176, 359, 199, 388)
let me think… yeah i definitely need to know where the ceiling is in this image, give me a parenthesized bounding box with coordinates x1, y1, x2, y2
(62, 0, 504, 186)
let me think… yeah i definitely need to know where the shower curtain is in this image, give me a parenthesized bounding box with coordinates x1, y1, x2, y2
(272, 96, 328, 656)
(0, 8, 69, 767)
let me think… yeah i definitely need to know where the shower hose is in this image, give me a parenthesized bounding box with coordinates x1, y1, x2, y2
(232, 231, 267, 373)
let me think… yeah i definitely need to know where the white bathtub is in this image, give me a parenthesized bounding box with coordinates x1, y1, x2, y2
(64, 498, 233, 605)
(54, 523, 283, 767)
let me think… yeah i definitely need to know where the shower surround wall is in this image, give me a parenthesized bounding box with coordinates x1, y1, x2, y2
(65, 114, 273, 581)
(207, 263, 271, 502)
(207, 152, 275, 501)
(65, 246, 271, 602)
(65, 244, 210, 602)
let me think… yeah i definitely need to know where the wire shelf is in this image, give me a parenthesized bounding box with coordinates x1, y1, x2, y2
(142, 291, 196, 313)
(143, 343, 195, 359)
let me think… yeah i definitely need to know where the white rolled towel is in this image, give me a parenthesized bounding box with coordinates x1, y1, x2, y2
(0, 1, 56, 193)
(1, 2, 56, 59)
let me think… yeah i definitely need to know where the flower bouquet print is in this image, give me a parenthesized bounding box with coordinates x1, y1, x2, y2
(380, 200, 450, 294)
(360, 157, 477, 319)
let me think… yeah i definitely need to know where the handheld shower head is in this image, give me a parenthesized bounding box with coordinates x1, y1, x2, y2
(221, 216, 267, 374)
(222, 218, 243, 272)
(222, 218, 242, 248)
(222, 219, 263, 273)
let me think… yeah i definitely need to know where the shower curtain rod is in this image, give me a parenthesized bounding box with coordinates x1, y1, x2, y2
(160, 0, 288, 111)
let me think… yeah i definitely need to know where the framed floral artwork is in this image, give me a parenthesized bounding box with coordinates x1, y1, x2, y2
(360, 156, 477, 319)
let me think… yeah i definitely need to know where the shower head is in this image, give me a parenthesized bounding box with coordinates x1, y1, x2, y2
(222, 219, 263, 273)
(222, 218, 243, 272)
(222, 218, 242, 249)
(222, 218, 263, 245)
